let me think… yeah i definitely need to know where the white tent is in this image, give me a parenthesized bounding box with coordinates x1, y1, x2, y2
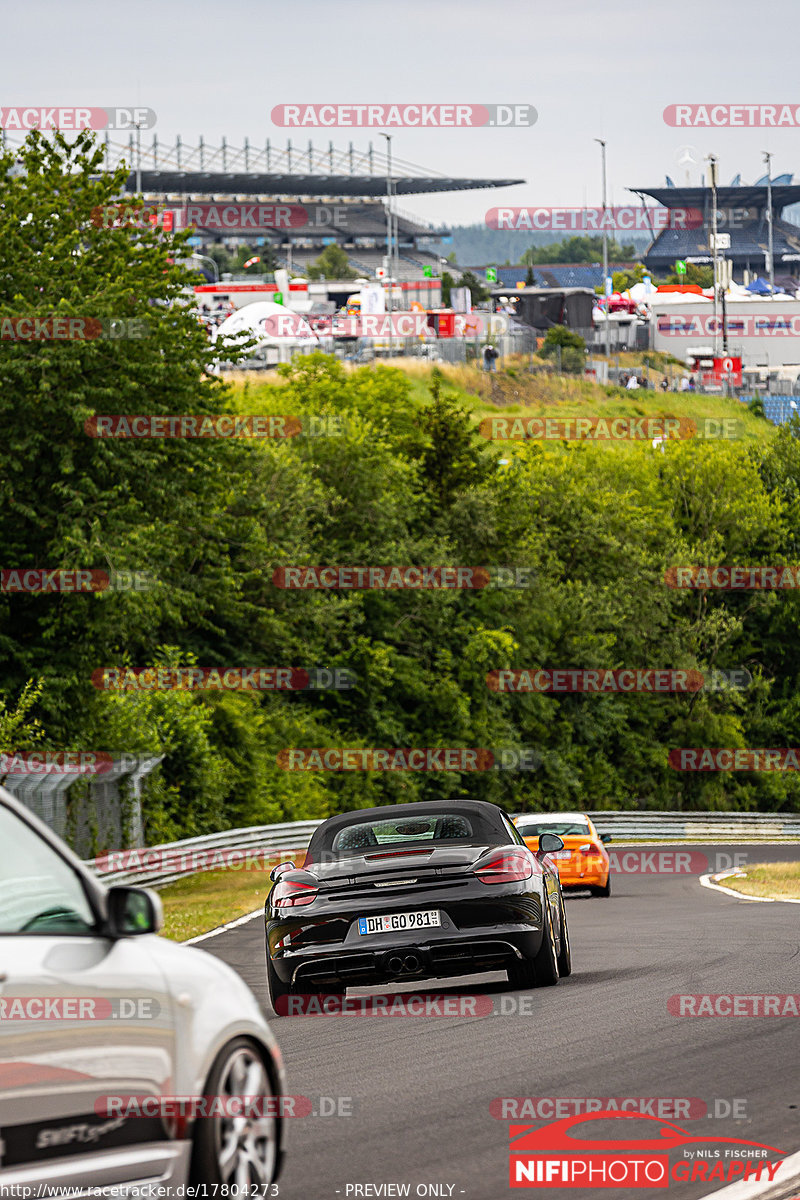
(212, 301, 323, 367)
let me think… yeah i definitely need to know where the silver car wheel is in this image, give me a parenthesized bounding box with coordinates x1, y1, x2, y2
(213, 1044, 277, 1186)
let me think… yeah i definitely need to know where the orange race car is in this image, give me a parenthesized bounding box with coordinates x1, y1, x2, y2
(513, 812, 612, 898)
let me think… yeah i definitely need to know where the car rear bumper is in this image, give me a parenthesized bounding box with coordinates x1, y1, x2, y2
(557, 860, 608, 886)
(271, 927, 544, 987)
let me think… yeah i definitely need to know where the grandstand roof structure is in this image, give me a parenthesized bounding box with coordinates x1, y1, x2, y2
(631, 184, 800, 210)
(89, 136, 524, 198)
(630, 181, 800, 275)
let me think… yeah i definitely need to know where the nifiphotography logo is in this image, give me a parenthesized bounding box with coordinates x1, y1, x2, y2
(508, 1111, 784, 1188)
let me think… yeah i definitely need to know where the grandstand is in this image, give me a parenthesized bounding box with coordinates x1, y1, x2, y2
(632, 180, 800, 279)
(489, 265, 639, 289)
(760, 396, 800, 425)
(78, 135, 523, 282)
(275, 246, 444, 280)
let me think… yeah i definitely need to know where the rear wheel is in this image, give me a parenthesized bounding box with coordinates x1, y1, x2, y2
(507, 897, 560, 989)
(266, 952, 294, 1016)
(189, 1037, 278, 1188)
(556, 896, 572, 977)
(590, 876, 612, 898)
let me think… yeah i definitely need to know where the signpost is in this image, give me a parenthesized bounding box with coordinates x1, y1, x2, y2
(423, 265, 433, 278)
(486, 267, 497, 283)
(675, 260, 687, 275)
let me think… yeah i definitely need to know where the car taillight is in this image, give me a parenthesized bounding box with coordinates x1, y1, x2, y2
(579, 843, 601, 855)
(474, 851, 533, 885)
(272, 879, 319, 908)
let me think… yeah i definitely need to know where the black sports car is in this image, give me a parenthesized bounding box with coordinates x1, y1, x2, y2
(265, 799, 571, 1012)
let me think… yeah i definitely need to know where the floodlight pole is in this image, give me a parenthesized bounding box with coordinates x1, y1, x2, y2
(380, 132, 393, 355)
(594, 139, 610, 361)
(135, 121, 142, 196)
(708, 155, 720, 356)
(763, 150, 775, 293)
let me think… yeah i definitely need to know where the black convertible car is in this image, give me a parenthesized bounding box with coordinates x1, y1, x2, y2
(265, 799, 571, 1012)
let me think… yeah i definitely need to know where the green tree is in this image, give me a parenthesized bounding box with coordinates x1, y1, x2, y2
(0, 130, 250, 827)
(664, 263, 713, 287)
(456, 270, 490, 303)
(306, 243, 358, 280)
(521, 236, 637, 266)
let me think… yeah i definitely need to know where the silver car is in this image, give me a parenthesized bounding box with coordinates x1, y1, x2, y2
(0, 787, 285, 1192)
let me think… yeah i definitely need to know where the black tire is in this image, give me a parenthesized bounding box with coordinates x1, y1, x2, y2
(590, 876, 612, 898)
(507, 895, 560, 989)
(556, 896, 573, 977)
(506, 954, 537, 990)
(189, 1037, 279, 1188)
(266, 952, 294, 1016)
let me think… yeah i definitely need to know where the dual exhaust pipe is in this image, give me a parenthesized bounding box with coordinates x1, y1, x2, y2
(386, 952, 422, 976)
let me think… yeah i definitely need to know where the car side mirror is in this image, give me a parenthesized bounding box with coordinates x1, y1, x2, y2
(270, 861, 295, 883)
(106, 886, 163, 937)
(600, 833, 612, 844)
(537, 833, 564, 856)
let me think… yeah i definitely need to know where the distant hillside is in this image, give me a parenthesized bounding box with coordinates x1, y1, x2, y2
(445, 224, 651, 268)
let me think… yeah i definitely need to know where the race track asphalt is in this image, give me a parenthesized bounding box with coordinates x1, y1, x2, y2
(205, 843, 800, 1200)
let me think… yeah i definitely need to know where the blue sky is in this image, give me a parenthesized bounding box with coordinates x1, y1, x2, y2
(6, 0, 799, 227)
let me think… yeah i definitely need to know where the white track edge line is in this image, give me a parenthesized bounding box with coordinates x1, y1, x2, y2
(700, 872, 800, 904)
(183, 906, 264, 944)
(699, 1145, 800, 1200)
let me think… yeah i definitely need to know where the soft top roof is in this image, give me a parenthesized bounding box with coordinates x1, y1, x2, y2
(306, 799, 512, 855)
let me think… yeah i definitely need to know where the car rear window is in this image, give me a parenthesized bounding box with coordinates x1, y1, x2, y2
(517, 820, 592, 838)
(332, 813, 474, 854)
(306, 805, 511, 860)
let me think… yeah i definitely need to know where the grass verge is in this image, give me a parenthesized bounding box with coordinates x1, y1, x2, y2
(717, 862, 800, 900)
(157, 867, 274, 942)
(225, 358, 771, 444)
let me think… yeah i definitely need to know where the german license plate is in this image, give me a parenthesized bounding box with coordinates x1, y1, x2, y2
(357, 910, 441, 935)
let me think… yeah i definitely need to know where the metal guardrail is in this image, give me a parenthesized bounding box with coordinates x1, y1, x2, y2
(587, 810, 800, 840)
(86, 819, 324, 887)
(84, 810, 800, 889)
